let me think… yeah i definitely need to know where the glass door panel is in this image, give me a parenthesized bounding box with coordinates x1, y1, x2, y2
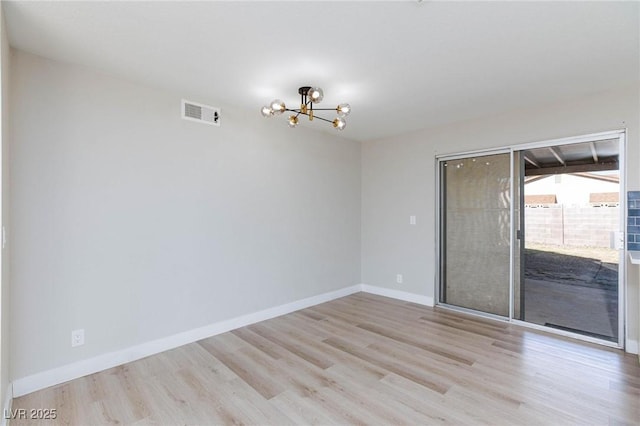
(516, 139, 621, 343)
(439, 153, 512, 317)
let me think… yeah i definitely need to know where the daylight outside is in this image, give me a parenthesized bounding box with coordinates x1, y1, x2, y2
(523, 171, 620, 342)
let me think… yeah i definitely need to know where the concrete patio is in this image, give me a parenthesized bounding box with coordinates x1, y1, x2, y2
(523, 245, 618, 342)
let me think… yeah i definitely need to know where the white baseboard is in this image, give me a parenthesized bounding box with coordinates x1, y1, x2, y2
(13, 281, 632, 398)
(12, 284, 362, 397)
(14, 283, 630, 398)
(360, 284, 434, 306)
(1, 383, 12, 426)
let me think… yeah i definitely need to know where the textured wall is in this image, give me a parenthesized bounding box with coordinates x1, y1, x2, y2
(526, 206, 619, 247)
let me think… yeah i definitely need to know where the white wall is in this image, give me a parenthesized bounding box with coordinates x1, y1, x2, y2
(0, 4, 10, 408)
(10, 50, 361, 381)
(361, 83, 640, 352)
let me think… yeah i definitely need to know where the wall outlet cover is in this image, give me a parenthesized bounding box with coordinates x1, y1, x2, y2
(71, 329, 85, 347)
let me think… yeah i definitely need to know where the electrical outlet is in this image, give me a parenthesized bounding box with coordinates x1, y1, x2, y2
(396, 274, 403, 284)
(410, 216, 416, 225)
(71, 329, 84, 347)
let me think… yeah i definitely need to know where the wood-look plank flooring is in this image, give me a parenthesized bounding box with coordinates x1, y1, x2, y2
(11, 293, 640, 425)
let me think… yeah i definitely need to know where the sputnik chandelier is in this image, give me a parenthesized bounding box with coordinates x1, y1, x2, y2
(260, 86, 351, 131)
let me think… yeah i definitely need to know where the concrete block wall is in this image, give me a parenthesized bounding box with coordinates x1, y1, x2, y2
(525, 206, 564, 245)
(525, 205, 619, 248)
(563, 206, 619, 247)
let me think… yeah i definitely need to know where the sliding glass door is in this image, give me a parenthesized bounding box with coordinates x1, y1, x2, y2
(439, 152, 512, 317)
(437, 131, 624, 348)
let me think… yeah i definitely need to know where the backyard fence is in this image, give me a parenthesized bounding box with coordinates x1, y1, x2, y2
(525, 205, 619, 248)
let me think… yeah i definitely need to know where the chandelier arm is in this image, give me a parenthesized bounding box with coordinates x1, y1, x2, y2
(303, 115, 333, 124)
(290, 110, 334, 123)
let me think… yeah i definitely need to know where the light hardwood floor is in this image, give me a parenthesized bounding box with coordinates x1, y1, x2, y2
(11, 293, 640, 425)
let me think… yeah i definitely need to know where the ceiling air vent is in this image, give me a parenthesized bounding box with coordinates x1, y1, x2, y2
(181, 99, 220, 126)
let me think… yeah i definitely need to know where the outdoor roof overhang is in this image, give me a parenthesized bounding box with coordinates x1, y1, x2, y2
(523, 138, 619, 176)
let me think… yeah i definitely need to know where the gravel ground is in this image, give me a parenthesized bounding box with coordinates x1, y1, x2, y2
(524, 243, 618, 290)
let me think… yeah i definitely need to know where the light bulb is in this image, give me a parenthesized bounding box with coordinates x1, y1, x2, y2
(260, 105, 273, 117)
(337, 103, 351, 117)
(270, 99, 286, 115)
(332, 117, 346, 131)
(288, 115, 299, 128)
(308, 87, 324, 103)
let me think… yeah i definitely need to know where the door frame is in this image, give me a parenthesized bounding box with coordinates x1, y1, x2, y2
(435, 129, 627, 349)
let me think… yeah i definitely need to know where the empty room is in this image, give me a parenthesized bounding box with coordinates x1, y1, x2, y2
(0, 1, 639, 425)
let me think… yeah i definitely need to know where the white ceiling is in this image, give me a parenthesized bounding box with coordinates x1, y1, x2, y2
(4, 1, 639, 142)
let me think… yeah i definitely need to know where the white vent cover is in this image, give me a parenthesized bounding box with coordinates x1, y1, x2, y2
(181, 99, 220, 126)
